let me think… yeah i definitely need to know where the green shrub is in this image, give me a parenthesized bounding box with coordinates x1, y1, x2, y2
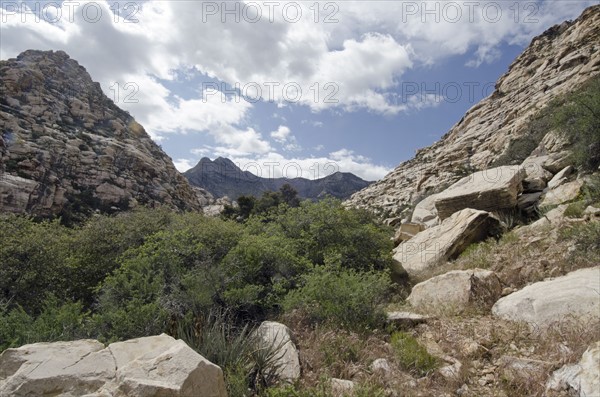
(551, 77, 600, 171)
(66, 207, 176, 308)
(178, 310, 284, 396)
(564, 176, 600, 218)
(250, 198, 394, 273)
(564, 201, 587, 218)
(491, 76, 600, 169)
(283, 266, 392, 331)
(0, 297, 89, 351)
(221, 234, 310, 319)
(390, 331, 438, 376)
(0, 216, 72, 314)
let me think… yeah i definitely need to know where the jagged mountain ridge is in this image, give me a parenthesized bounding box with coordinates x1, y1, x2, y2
(346, 5, 600, 219)
(0, 50, 206, 217)
(184, 157, 371, 200)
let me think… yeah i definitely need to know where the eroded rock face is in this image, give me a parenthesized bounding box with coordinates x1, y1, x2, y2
(345, 6, 600, 218)
(407, 269, 502, 313)
(392, 208, 500, 276)
(254, 321, 301, 383)
(434, 166, 525, 220)
(492, 267, 600, 330)
(0, 334, 228, 397)
(0, 50, 203, 217)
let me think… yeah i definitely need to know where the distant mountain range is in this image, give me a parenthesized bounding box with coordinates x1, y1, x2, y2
(184, 157, 371, 200)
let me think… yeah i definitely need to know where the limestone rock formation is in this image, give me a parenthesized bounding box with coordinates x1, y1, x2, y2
(0, 50, 204, 218)
(346, 6, 600, 219)
(393, 222, 425, 245)
(539, 179, 584, 207)
(546, 341, 600, 397)
(433, 166, 525, 220)
(392, 208, 500, 276)
(0, 334, 227, 397)
(254, 321, 301, 383)
(492, 266, 600, 329)
(407, 269, 502, 313)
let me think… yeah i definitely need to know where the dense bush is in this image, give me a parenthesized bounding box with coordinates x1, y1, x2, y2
(0, 297, 89, 351)
(0, 198, 395, 349)
(283, 266, 392, 331)
(220, 233, 310, 319)
(0, 217, 72, 314)
(248, 198, 394, 272)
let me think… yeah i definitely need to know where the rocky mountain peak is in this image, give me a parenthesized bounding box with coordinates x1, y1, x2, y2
(346, 5, 600, 221)
(0, 50, 204, 220)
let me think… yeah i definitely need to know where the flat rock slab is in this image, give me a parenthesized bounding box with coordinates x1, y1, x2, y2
(407, 269, 502, 313)
(539, 179, 583, 207)
(386, 311, 431, 326)
(434, 166, 525, 220)
(492, 266, 600, 330)
(393, 208, 500, 277)
(0, 334, 227, 397)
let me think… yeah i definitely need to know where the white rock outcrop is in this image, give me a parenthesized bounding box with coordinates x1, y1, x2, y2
(393, 222, 425, 245)
(408, 269, 502, 313)
(393, 208, 500, 276)
(0, 334, 227, 397)
(546, 341, 600, 397)
(539, 179, 584, 207)
(254, 321, 301, 383)
(346, 7, 600, 220)
(492, 267, 600, 329)
(411, 193, 440, 228)
(434, 166, 526, 220)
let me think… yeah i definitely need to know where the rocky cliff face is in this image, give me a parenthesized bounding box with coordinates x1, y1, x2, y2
(0, 50, 204, 218)
(185, 157, 371, 200)
(346, 5, 600, 220)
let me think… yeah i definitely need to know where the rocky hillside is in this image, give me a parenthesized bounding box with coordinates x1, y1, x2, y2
(184, 157, 371, 200)
(0, 50, 206, 219)
(346, 5, 600, 221)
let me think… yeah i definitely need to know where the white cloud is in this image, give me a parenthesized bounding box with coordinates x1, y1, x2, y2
(270, 125, 291, 143)
(1, 0, 595, 179)
(193, 149, 391, 181)
(270, 125, 300, 151)
(173, 158, 195, 172)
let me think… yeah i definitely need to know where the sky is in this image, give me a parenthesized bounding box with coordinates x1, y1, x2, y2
(0, 0, 596, 181)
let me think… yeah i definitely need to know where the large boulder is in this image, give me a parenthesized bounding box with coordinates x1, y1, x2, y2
(521, 159, 554, 192)
(254, 321, 300, 383)
(546, 341, 600, 397)
(434, 166, 525, 220)
(411, 193, 440, 228)
(393, 208, 500, 277)
(547, 165, 574, 189)
(539, 179, 583, 207)
(492, 267, 600, 329)
(0, 334, 227, 397)
(393, 222, 425, 245)
(407, 269, 502, 313)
